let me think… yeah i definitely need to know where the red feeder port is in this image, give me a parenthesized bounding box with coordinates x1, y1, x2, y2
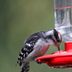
(36, 42, 72, 68)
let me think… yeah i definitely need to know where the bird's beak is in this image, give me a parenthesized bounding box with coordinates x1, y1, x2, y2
(55, 42, 60, 51)
(51, 36, 61, 51)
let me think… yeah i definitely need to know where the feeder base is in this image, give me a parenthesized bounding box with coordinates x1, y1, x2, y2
(36, 42, 72, 68)
(36, 51, 72, 68)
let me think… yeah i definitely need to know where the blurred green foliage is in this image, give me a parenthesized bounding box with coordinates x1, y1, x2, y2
(0, 0, 72, 72)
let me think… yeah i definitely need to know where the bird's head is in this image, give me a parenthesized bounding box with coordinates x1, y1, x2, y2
(53, 29, 62, 51)
(47, 29, 62, 51)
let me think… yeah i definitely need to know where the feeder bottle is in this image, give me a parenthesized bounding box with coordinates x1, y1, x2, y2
(54, 0, 72, 42)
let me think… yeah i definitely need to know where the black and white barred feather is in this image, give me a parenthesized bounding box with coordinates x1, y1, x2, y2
(17, 32, 44, 72)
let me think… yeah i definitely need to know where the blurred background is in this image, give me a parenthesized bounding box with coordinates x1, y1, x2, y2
(0, 0, 72, 72)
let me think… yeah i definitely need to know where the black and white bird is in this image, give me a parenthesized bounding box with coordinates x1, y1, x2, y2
(17, 29, 62, 72)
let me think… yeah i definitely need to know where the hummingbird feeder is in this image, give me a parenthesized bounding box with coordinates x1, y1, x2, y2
(36, 0, 72, 68)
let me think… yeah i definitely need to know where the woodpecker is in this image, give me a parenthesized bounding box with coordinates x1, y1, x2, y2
(17, 29, 62, 72)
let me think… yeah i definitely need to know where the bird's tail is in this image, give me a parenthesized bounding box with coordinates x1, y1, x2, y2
(20, 62, 30, 72)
